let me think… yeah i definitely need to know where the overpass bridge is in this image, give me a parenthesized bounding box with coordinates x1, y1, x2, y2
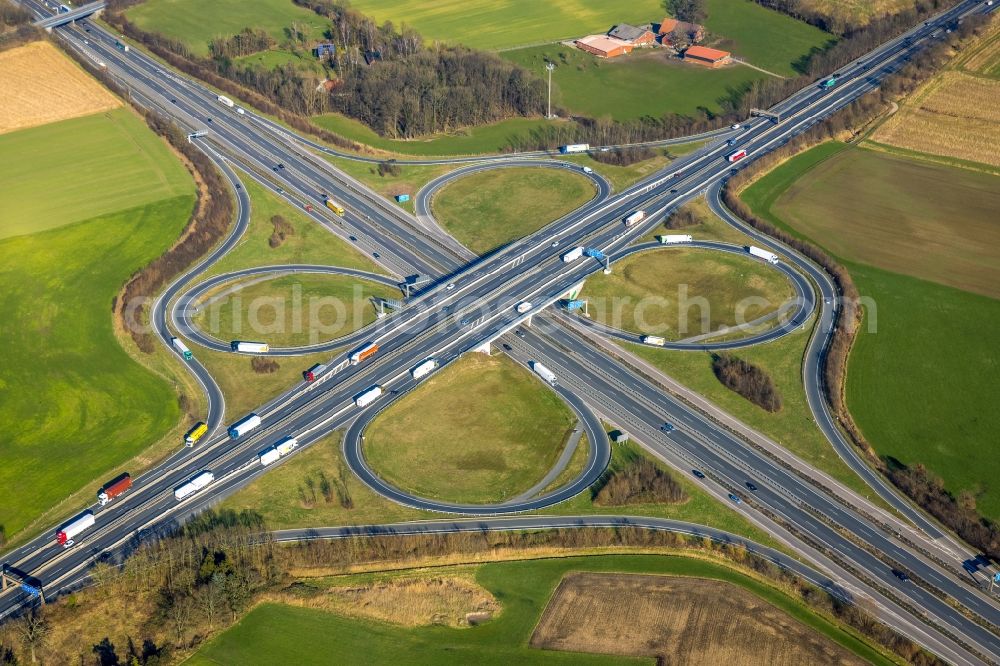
(34, 1, 105, 29)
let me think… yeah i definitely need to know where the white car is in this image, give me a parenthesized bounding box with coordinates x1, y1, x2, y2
(731, 123, 741, 130)
(446, 282, 455, 291)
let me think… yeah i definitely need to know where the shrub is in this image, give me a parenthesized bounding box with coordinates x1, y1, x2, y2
(250, 357, 279, 374)
(593, 457, 688, 506)
(712, 354, 783, 412)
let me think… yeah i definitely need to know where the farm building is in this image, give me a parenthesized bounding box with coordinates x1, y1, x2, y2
(575, 34, 633, 59)
(657, 18, 705, 46)
(313, 43, 335, 57)
(684, 45, 732, 68)
(607, 24, 655, 46)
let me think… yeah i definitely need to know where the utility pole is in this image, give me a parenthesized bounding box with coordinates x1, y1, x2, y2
(545, 62, 555, 119)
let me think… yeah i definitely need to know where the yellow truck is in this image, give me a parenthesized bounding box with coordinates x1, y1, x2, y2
(325, 198, 345, 215)
(184, 422, 208, 447)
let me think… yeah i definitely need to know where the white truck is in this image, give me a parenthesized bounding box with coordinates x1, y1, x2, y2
(561, 246, 584, 263)
(516, 301, 533, 314)
(411, 358, 439, 380)
(657, 234, 693, 244)
(217, 95, 235, 108)
(259, 447, 280, 467)
(623, 210, 646, 227)
(559, 143, 590, 154)
(746, 246, 780, 264)
(171, 336, 193, 360)
(231, 341, 270, 353)
(641, 335, 666, 346)
(228, 413, 262, 440)
(354, 385, 383, 408)
(174, 471, 214, 501)
(532, 362, 557, 385)
(56, 511, 95, 547)
(275, 436, 298, 456)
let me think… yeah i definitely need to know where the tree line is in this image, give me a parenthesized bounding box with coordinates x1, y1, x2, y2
(723, 13, 999, 560)
(663, 0, 707, 24)
(209, 28, 275, 60)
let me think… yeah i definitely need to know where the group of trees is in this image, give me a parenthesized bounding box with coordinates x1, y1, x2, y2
(250, 357, 280, 374)
(587, 146, 656, 167)
(209, 28, 275, 59)
(0, 0, 39, 51)
(268, 214, 294, 248)
(712, 354, 783, 412)
(593, 456, 688, 506)
(663, 0, 707, 24)
(664, 206, 702, 229)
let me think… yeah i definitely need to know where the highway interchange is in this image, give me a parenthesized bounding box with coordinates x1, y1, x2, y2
(5, 0, 1000, 662)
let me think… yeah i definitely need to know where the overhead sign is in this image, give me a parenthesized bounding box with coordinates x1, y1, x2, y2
(20, 583, 40, 597)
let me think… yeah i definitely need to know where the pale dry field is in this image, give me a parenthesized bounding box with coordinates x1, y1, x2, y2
(957, 19, 1000, 75)
(267, 576, 500, 628)
(799, 0, 912, 26)
(872, 71, 1000, 167)
(531, 572, 864, 665)
(0, 41, 120, 134)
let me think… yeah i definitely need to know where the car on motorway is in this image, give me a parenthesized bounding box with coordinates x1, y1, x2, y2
(206, 117, 212, 123)
(660, 422, 674, 433)
(446, 282, 455, 291)
(745, 481, 758, 492)
(349, 235, 357, 242)
(551, 240, 559, 247)
(502, 343, 512, 351)
(170, 98, 177, 104)
(692, 469, 706, 479)
(892, 568, 911, 582)
(460, 317, 473, 327)
(515, 329, 525, 339)
(670, 189, 678, 193)
(272, 166, 279, 171)
(728, 493, 742, 504)
(277, 163, 285, 169)
(304, 204, 313, 212)
(728, 139, 737, 146)
(235, 184, 241, 190)
(372, 252, 381, 259)
(731, 123, 741, 130)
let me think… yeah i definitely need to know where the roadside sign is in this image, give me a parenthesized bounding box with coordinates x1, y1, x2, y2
(20, 583, 40, 597)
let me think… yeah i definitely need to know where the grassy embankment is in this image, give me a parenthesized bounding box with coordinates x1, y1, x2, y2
(192, 555, 893, 665)
(741, 141, 1000, 518)
(430, 166, 595, 254)
(0, 109, 194, 538)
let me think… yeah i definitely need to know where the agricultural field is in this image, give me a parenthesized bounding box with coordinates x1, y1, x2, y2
(703, 0, 835, 76)
(741, 142, 1000, 518)
(956, 18, 1000, 79)
(796, 0, 914, 28)
(581, 247, 795, 340)
(0, 108, 193, 240)
(190, 273, 398, 348)
(502, 46, 768, 121)
(532, 572, 865, 664)
(768, 145, 1000, 299)
(125, 0, 327, 57)
(363, 354, 577, 504)
(191, 556, 891, 665)
(0, 41, 120, 134)
(431, 166, 596, 254)
(342, 0, 663, 51)
(870, 71, 1000, 169)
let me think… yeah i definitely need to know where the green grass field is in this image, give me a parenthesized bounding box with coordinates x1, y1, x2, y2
(503, 46, 768, 121)
(191, 555, 891, 666)
(0, 109, 192, 240)
(432, 167, 595, 254)
(704, 0, 835, 76)
(125, 0, 327, 57)
(0, 197, 193, 537)
(581, 247, 794, 340)
(364, 354, 576, 504)
(191, 273, 398, 347)
(325, 157, 453, 214)
(342, 0, 663, 51)
(204, 179, 379, 277)
(312, 114, 556, 157)
(741, 142, 1000, 518)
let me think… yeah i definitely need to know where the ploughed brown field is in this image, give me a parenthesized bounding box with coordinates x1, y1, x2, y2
(531, 572, 865, 665)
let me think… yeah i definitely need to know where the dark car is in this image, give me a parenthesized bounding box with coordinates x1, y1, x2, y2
(660, 422, 674, 433)
(235, 184, 241, 190)
(206, 117, 212, 123)
(502, 343, 513, 351)
(891, 569, 911, 582)
(277, 163, 285, 169)
(692, 469, 706, 479)
(349, 235, 357, 242)
(728, 493, 742, 504)
(745, 481, 758, 492)
(372, 252, 381, 259)
(170, 98, 177, 104)
(272, 166, 279, 171)
(515, 329, 525, 339)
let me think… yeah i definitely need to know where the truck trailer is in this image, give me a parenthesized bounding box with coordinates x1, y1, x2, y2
(171, 336, 193, 360)
(350, 342, 379, 365)
(217, 95, 235, 108)
(174, 471, 214, 501)
(623, 210, 646, 227)
(231, 341, 270, 353)
(303, 363, 326, 382)
(532, 362, 557, 385)
(228, 413, 262, 440)
(354, 385, 383, 408)
(56, 511, 95, 547)
(559, 144, 590, 154)
(259, 447, 280, 467)
(657, 234, 693, 244)
(746, 246, 780, 264)
(325, 198, 345, 215)
(641, 335, 666, 346)
(410, 358, 439, 380)
(561, 246, 584, 263)
(98, 474, 132, 506)
(727, 149, 748, 163)
(185, 421, 208, 446)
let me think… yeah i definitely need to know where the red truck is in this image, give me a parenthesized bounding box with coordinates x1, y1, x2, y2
(727, 149, 748, 163)
(98, 474, 132, 506)
(304, 203, 314, 212)
(303, 363, 327, 382)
